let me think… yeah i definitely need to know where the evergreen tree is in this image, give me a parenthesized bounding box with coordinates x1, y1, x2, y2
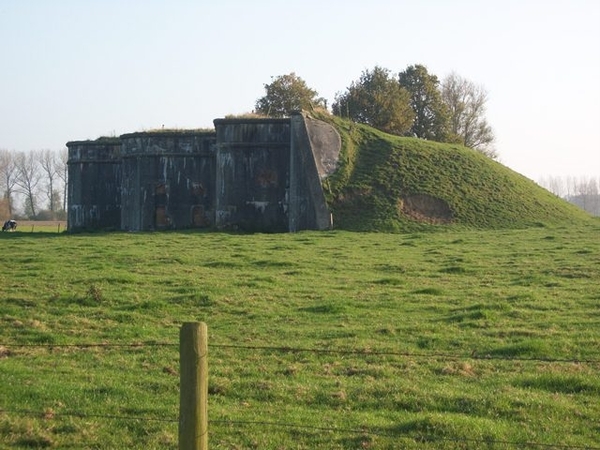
(399, 64, 449, 141)
(332, 66, 414, 136)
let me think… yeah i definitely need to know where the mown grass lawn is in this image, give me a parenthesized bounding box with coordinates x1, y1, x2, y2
(0, 222, 599, 449)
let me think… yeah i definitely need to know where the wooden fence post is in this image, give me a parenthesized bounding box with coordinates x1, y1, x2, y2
(179, 322, 208, 450)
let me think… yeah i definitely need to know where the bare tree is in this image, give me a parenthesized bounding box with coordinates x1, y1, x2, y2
(575, 176, 598, 196)
(540, 175, 600, 216)
(565, 176, 578, 199)
(573, 176, 599, 213)
(538, 175, 566, 197)
(39, 149, 60, 219)
(0, 149, 18, 217)
(56, 148, 68, 214)
(14, 150, 42, 219)
(441, 72, 496, 158)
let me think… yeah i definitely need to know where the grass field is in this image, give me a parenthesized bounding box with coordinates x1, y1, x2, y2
(0, 222, 599, 449)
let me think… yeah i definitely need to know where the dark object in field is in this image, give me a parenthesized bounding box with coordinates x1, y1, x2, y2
(2, 220, 17, 231)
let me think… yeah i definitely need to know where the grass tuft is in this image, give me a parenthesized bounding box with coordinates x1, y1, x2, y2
(86, 284, 104, 304)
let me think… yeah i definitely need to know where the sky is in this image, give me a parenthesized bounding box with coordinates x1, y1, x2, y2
(1, 0, 598, 182)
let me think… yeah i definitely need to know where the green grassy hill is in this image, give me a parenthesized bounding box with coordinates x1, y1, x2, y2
(317, 113, 591, 232)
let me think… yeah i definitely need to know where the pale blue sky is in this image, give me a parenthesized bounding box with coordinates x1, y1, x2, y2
(1, 0, 598, 181)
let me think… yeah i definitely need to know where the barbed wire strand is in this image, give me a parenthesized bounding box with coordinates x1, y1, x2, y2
(0, 342, 175, 348)
(212, 419, 600, 450)
(211, 343, 600, 364)
(2, 340, 598, 448)
(1, 341, 599, 364)
(2, 409, 597, 450)
(0, 408, 177, 423)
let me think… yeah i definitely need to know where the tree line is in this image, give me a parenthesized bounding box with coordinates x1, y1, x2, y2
(254, 64, 496, 158)
(0, 148, 68, 220)
(538, 175, 600, 216)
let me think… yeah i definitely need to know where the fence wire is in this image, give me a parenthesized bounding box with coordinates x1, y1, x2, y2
(1, 409, 598, 450)
(2, 341, 598, 364)
(1, 408, 177, 423)
(210, 343, 600, 364)
(211, 419, 600, 450)
(1, 340, 599, 449)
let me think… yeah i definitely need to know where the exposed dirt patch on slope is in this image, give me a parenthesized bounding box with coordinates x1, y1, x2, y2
(399, 194, 454, 224)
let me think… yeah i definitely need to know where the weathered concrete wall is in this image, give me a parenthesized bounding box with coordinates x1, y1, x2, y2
(66, 113, 341, 233)
(67, 140, 122, 231)
(214, 119, 290, 232)
(303, 115, 341, 180)
(214, 115, 339, 232)
(289, 113, 339, 231)
(120, 132, 216, 231)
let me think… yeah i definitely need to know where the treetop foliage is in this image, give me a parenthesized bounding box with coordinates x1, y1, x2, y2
(256, 65, 497, 158)
(398, 64, 449, 142)
(332, 66, 415, 136)
(254, 73, 326, 118)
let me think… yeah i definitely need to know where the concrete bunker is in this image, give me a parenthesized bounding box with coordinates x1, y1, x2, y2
(67, 113, 341, 233)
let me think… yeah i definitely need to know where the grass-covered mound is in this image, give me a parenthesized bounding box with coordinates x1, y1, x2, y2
(317, 113, 591, 231)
